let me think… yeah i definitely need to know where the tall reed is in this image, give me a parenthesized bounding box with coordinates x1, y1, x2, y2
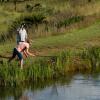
(1, 47, 100, 86)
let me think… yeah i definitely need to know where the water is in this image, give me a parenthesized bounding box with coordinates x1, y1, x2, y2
(1, 74, 100, 100)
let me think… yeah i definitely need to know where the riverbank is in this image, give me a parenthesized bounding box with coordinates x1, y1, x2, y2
(0, 21, 100, 86)
(0, 45, 100, 86)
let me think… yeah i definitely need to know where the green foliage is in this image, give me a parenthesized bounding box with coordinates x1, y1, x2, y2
(57, 16, 84, 28)
(1, 48, 100, 86)
(0, 0, 100, 86)
(1, 13, 46, 41)
(81, 47, 100, 68)
(0, 0, 100, 41)
(25, 4, 33, 12)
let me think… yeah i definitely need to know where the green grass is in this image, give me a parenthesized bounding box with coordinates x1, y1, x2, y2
(0, 46, 100, 86)
(0, 22, 100, 86)
(0, 21, 100, 54)
(0, 0, 100, 86)
(31, 21, 100, 50)
(0, 0, 100, 35)
(0, 4, 21, 33)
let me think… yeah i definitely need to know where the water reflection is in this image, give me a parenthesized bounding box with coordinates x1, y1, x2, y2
(50, 83, 58, 96)
(19, 90, 35, 100)
(1, 73, 100, 100)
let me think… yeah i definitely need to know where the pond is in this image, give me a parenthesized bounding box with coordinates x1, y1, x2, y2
(0, 73, 100, 100)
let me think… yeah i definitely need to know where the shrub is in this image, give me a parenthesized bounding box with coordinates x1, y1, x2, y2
(57, 16, 84, 28)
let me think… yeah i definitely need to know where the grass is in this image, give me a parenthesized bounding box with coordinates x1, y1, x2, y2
(0, 21, 100, 54)
(0, 6, 21, 33)
(0, 0, 100, 86)
(30, 21, 100, 50)
(0, 0, 100, 35)
(0, 46, 100, 86)
(0, 21, 100, 86)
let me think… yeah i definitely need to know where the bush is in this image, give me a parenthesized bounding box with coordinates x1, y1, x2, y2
(81, 47, 100, 68)
(1, 13, 46, 41)
(57, 16, 84, 28)
(26, 4, 33, 12)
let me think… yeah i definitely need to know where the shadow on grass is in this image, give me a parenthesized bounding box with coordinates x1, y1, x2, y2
(0, 55, 10, 59)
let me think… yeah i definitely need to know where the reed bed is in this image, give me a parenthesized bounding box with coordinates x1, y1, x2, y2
(0, 46, 100, 86)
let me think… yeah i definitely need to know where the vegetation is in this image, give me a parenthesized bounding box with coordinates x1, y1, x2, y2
(0, 0, 100, 39)
(0, 46, 100, 86)
(0, 0, 100, 86)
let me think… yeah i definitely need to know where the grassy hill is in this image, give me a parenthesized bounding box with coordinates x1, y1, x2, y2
(0, 21, 100, 55)
(0, 0, 100, 35)
(0, 0, 99, 55)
